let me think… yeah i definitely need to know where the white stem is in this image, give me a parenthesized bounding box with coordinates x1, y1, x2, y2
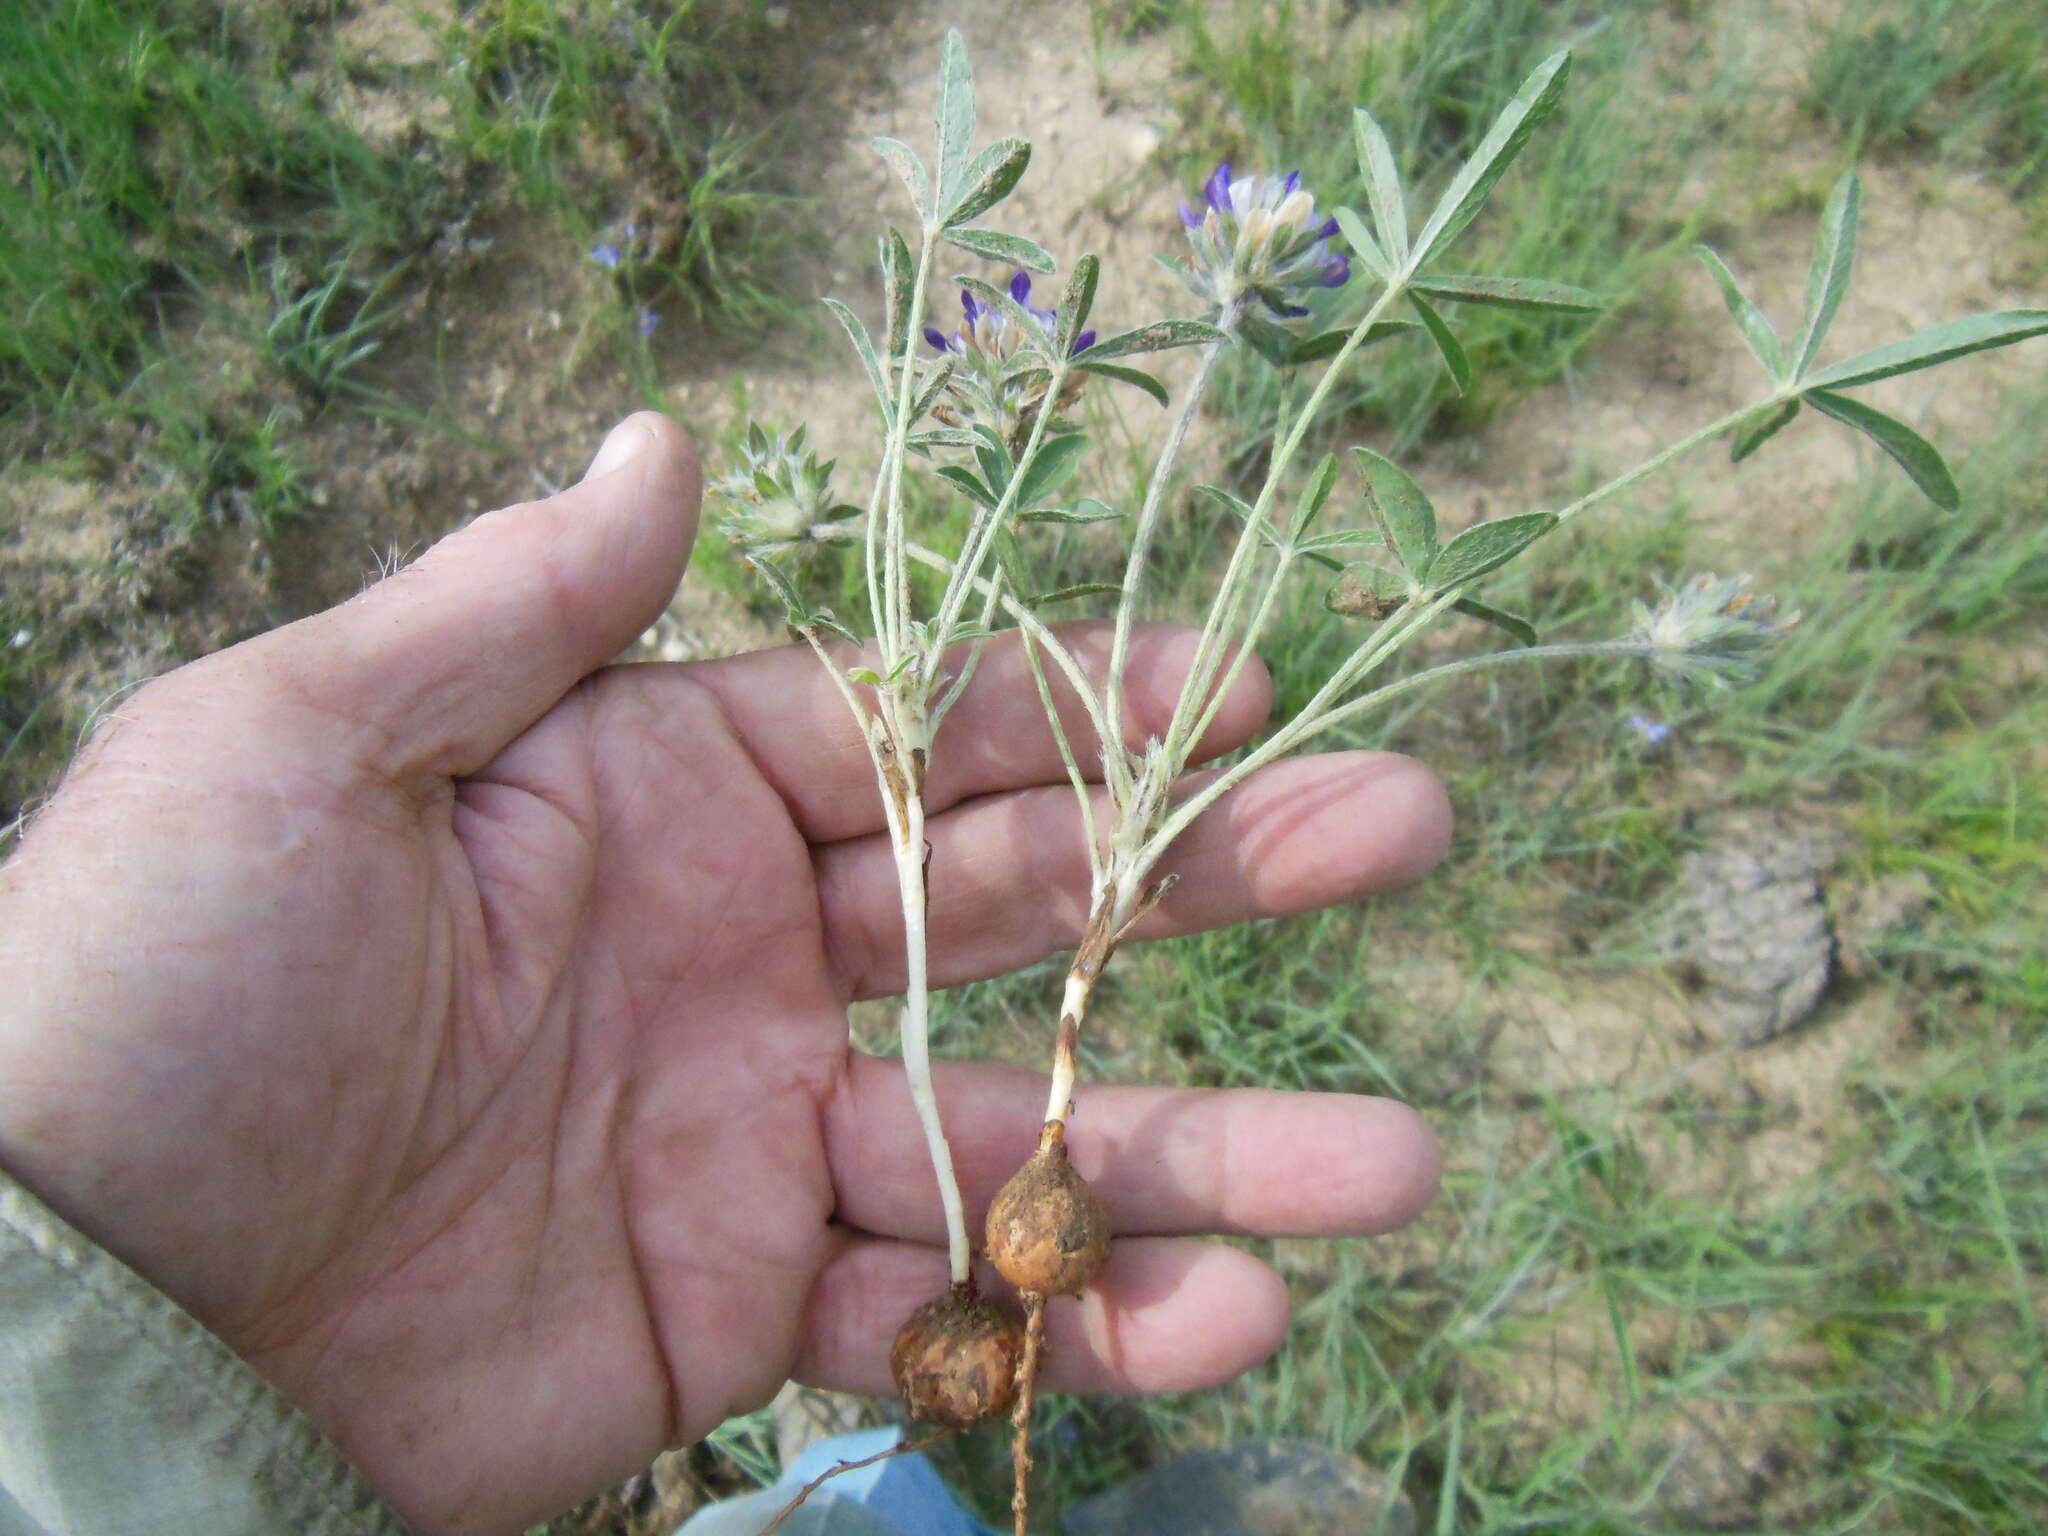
(889, 782, 971, 1284)
(1041, 971, 1091, 1125)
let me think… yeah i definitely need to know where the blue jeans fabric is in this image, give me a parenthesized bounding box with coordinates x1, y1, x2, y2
(674, 1427, 1002, 1536)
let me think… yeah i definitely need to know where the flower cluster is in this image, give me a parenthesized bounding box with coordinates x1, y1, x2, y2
(1629, 573, 1801, 686)
(710, 423, 860, 554)
(1178, 163, 1351, 323)
(923, 271, 1093, 448)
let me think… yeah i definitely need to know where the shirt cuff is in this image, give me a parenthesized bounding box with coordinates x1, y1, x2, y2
(0, 1169, 410, 1536)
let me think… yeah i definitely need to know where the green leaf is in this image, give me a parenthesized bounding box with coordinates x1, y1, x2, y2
(1351, 107, 1409, 266)
(878, 227, 915, 362)
(944, 137, 1030, 227)
(1075, 360, 1169, 406)
(909, 357, 955, 423)
(1238, 312, 1303, 370)
(1409, 292, 1470, 393)
(1805, 388, 1958, 509)
(908, 427, 980, 450)
(945, 227, 1056, 273)
(1695, 245, 1784, 379)
(1414, 50, 1571, 266)
(1332, 204, 1388, 279)
(934, 464, 997, 507)
(871, 136, 928, 222)
(1351, 446, 1439, 573)
(1014, 431, 1089, 508)
(1327, 563, 1410, 620)
(1792, 171, 1860, 379)
(1055, 254, 1099, 359)
(1075, 318, 1229, 361)
(1034, 581, 1121, 605)
(1195, 482, 1258, 525)
(1801, 309, 2048, 389)
(821, 298, 889, 422)
(1298, 528, 1384, 552)
(1288, 320, 1415, 365)
(1019, 497, 1123, 525)
(1411, 273, 1602, 313)
(809, 612, 861, 646)
(746, 553, 809, 620)
(1288, 452, 1341, 540)
(1426, 512, 1556, 590)
(1731, 398, 1800, 462)
(1452, 597, 1537, 645)
(934, 29, 975, 212)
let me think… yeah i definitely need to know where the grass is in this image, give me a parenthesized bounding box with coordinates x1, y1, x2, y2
(1, 0, 824, 821)
(1804, 0, 2048, 194)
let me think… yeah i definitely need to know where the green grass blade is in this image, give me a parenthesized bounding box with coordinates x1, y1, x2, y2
(1695, 244, 1785, 379)
(1411, 273, 1603, 313)
(1806, 387, 1959, 509)
(1792, 170, 1861, 379)
(1352, 106, 1409, 267)
(1802, 309, 2048, 389)
(1413, 50, 1572, 267)
(1408, 291, 1471, 393)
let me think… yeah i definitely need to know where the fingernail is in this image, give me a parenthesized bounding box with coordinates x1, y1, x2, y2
(583, 417, 652, 482)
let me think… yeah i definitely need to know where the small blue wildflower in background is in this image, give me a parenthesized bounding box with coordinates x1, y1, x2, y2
(1176, 162, 1350, 323)
(589, 242, 624, 270)
(637, 307, 659, 339)
(1628, 713, 1673, 747)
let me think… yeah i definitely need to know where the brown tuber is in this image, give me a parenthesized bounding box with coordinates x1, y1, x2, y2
(984, 1126, 1111, 1297)
(889, 1284, 1025, 1428)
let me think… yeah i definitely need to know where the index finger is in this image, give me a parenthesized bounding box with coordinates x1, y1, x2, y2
(680, 622, 1271, 843)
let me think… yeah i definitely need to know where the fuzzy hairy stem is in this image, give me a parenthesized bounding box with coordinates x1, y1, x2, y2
(1102, 313, 1239, 764)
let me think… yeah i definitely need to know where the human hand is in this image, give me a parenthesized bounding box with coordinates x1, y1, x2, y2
(0, 414, 1449, 1535)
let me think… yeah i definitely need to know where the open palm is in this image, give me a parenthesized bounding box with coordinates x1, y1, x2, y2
(0, 416, 1448, 1535)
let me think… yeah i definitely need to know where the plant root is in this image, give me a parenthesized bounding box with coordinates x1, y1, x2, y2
(1009, 1291, 1049, 1536)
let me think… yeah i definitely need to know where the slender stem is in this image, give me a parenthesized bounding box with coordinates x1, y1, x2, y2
(878, 230, 941, 659)
(901, 541, 1119, 794)
(921, 362, 1074, 684)
(1103, 317, 1238, 756)
(1021, 625, 1106, 888)
(889, 786, 971, 1284)
(1190, 547, 1293, 748)
(931, 568, 1006, 728)
(1163, 278, 1409, 758)
(1010, 1295, 1048, 1536)
(1554, 397, 1786, 526)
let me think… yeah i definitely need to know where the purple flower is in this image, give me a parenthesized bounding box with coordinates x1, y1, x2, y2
(1628, 713, 1672, 746)
(637, 307, 659, 338)
(925, 271, 1094, 359)
(1178, 162, 1353, 323)
(589, 242, 624, 270)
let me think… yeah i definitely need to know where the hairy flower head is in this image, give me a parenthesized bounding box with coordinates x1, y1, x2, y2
(1178, 163, 1350, 322)
(1629, 573, 1800, 686)
(710, 423, 860, 553)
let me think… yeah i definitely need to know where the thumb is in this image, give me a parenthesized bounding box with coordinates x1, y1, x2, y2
(276, 412, 701, 783)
